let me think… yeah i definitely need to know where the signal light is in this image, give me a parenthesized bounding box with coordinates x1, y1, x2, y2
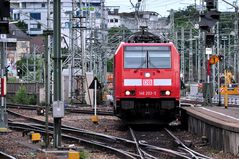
(17, 67, 22, 77)
(205, 33, 214, 47)
(218, 55, 224, 61)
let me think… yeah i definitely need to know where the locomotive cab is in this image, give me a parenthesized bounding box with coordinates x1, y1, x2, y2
(113, 29, 180, 124)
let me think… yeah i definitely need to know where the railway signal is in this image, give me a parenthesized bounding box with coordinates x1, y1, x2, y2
(0, 0, 10, 34)
(0, 0, 10, 17)
(0, 0, 10, 132)
(199, 0, 220, 32)
(199, 0, 220, 106)
(0, 20, 9, 34)
(208, 55, 223, 65)
(199, 11, 219, 31)
(205, 33, 214, 47)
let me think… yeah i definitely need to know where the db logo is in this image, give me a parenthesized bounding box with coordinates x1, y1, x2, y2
(143, 79, 152, 86)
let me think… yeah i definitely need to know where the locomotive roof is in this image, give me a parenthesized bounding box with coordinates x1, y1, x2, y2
(127, 29, 168, 43)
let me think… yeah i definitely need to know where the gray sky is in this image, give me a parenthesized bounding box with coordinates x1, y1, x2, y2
(105, 0, 237, 17)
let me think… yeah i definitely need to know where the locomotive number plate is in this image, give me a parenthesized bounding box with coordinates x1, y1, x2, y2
(142, 79, 153, 86)
(139, 91, 157, 96)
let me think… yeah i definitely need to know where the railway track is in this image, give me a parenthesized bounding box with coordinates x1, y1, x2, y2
(7, 108, 211, 159)
(7, 109, 138, 158)
(0, 151, 16, 159)
(7, 103, 114, 116)
(128, 127, 212, 159)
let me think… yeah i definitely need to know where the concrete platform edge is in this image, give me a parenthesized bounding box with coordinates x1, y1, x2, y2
(182, 107, 239, 155)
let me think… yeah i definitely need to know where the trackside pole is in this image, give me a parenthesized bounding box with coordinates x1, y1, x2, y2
(224, 70, 228, 109)
(91, 78, 99, 123)
(94, 79, 97, 116)
(0, 40, 7, 132)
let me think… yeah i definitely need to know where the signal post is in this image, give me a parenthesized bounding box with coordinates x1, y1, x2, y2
(199, 0, 220, 106)
(224, 70, 228, 109)
(0, 0, 10, 132)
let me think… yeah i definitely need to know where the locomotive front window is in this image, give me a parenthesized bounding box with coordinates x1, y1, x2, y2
(124, 47, 147, 68)
(124, 46, 171, 68)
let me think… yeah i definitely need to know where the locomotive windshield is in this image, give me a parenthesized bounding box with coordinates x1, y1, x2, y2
(124, 46, 171, 68)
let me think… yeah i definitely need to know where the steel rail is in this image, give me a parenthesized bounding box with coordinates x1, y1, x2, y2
(16, 122, 135, 145)
(140, 149, 158, 159)
(0, 151, 16, 159)
(179, 147, 198, 159)
(164, 128, 211, 159)
(8, 110, 134, 145)
(10, 122, 139, 158)
(139, 141, 191, 159)
(7, 104, 114, 115)
(8, 122, 138, 159)
(8, 108, 209, 159)
(129, 127, 145, 159)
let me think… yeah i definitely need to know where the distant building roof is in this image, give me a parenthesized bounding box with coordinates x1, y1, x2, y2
(8, 24, 29, 41)
(119, 11, 159, 18)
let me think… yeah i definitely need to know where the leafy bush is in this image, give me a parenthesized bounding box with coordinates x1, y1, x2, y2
(13, 85, 36, 105)
(80, 150, 89, 159)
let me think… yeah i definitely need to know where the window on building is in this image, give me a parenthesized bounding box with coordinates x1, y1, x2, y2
(22, 2, 26, 8)
(30, 23, 41, 31)
(42, 3, 46, 8)
(115, 19, 118, 23)
(110, 19, 114, 23)
(30, 13, 41, 20)
(14, 13, 20, 20)
(7, 43, 17, 51)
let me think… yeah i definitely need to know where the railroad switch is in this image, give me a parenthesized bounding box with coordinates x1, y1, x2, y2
(31, 133, 41, 143)
(37, 108, 45, 116)
(68, 151, 80, 159)
(91, 115, 99, 124)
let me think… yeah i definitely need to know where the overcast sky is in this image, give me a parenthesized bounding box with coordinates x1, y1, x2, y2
(105, 0, 237, 17)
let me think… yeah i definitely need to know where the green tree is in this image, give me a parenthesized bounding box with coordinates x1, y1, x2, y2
(107, 58, 113, 72)
(16, 56, 43, 81)
(13, 86, 34, 104)
(108, 26, 132, 44)
(172, 5, 199, 28)
(107, 26, 132, 73)
(15, 21, 28, 33)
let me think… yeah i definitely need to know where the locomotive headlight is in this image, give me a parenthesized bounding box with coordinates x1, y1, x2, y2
(165, 90, 171, 96)
(125, 90, 131, 96)
(145, 72, 151, 78)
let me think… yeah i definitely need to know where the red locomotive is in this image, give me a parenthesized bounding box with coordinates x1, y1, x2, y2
(113, 29, 180, 123)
